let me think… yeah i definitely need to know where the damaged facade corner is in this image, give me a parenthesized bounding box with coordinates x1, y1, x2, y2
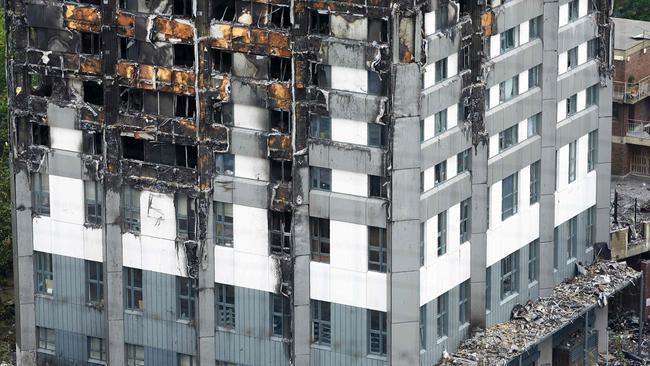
(7, 0, 615, 365)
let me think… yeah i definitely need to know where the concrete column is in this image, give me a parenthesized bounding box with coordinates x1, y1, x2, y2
(104, 188, 125, 366)
(595, 77, 612, 246)
(389, 62, 422, 366)
(13, 169, 37, 366)
(594, 305, 608, 353)
(470, 144, 488, 329)
(198, 197, 216, 366)
(538, 337, 553, 366)
(539, 0, 560, 296)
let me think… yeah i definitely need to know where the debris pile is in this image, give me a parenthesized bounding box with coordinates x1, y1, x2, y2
(441, 261, 641, 365)
(611, 176, 650, 240)
(600, 310, 648, 365)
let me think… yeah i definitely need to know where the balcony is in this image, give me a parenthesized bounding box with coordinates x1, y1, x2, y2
(613, 76, 650, 104)
(625, 119, 650, 147)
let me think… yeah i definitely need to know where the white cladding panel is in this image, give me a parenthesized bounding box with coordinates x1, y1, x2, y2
(234, 104, 269, 131)
(50, 127, 82, 153)
(235, 155, 270, 181)
(331, 66, 368, 94)
(331, 118, 368, 145)
(331, 169, 368, 197)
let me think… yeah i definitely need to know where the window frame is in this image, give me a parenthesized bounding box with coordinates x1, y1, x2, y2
(84, 180, 103, 225)
(124, 267, 143, 311)
(37, 327, 56, 352)
(126, 344, 144, 366)
(35, 251, 53, 295)
(460, 199, 471, 244)
(501, 173, 519, 220)
(368, 310, 387, 356)
(567, 216, 578, 259)
(434, 109, 447, 135)
(500, 27, 518, 54)
(499, 124, 518, 152)
(175, 193, 196, 240)
(310, 217, 330, 263)
(419, 305, 426, 350)
(434, 160, 447, 186)
(311, 300, 331, 346)
(271, 293, 291, 339)
(434, 58, 448, 83)
(568, 140, 577, 183)
(215, 153, 235, 176)
(528, 239, 539, 283)
(88, 336, 106, 362)
(309, 114, 331, 140)
(436, 292, 448, 339)
(458, 281, 469, 325)
(216, 283, 236, 329)
(437, 210, 447, 256)
(32, 172, 50, 216)
(214, 201, 234, 247)
(499, 75, 519, 103)
(310, 167, 332, 191)
(122, 186, 140, 233)
(177, 276, 196, 321)
(500, 251, 519, 299)
(530, 161, 540, 204)
(86, 260, 104, 304)
(368, 226, 387, 273)
(457, 149, 471, 174)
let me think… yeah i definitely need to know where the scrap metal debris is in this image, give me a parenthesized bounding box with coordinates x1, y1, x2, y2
(441, 261, 641, 366)
(611, 175, 650, 242)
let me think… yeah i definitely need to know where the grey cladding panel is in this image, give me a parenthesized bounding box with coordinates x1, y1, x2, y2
(485, 89, 542, 135)
(487, 137, 541, 186)
(556, 107, 598, 147)
(494, 0, 543, 34)
(426, 33, 460, 65)
(421, 74, 463, 117)
(420, 127, 472, 170)
(328, 91, 385, 123)
(48, 150, 83, 180)
(421, 173, 471, 221)
(230, 128, 267, 159)
(487, 41, 543, 87)
(558, 16, 598, 53)
(556, 61, 599, 101)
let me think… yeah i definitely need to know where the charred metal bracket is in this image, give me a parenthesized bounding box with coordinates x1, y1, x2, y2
(595, 0, 614, 86)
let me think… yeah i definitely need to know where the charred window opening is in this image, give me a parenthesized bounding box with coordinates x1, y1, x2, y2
(120, 87, 144, 112)
(119, 37, 140, 61)
(30, 74, 52, 97)
(269, 5, 290, 28)
(83, 131, 103, 155)
(310, 63, 331, 89)
(120, 137, 197, 168)
(118, 0, 138, 11)
(215, 153, 235, 175)
(174, 44, 195, 68)
(271, 160, 292, 182)
(175, 95, 196, 119)
(367, 71, 386, 96)
(212, 49, 232, 73)
(270, 57, 291, 82)
(83, 81, 104, 106)
(173, 0, 193, 17)
(81, 32, 101, 55)
(369, 175, 387, 198)
(270, 109, 291, 133)
(269, 210, 291, 255)
(211, 0, 236, 22)
(80, 0, 101, 5)
(310, 10, 329, 35)
(367, 123, 385, 147)
(368, 19, 388, 43)
(213, 102, 233, 125)
(28, 28, 49, 50)
(143, 91, 174, 116)
(175, 194, 196, 240)
(460, 44, 471, 71)
(32, 124, 50, 147)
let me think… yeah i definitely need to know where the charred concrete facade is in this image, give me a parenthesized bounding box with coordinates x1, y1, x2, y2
(6, 0, 612, 365)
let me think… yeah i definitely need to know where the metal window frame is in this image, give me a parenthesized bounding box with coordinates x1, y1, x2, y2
(122, 186, 140, 233)
(567, 46, 578, 70)
(457, 149, 471, 174)
(84, 180, 103, 225)
(367, 226, 387, 273)
(420, 222, 425, 266)
(310, 217, 330, 263)
(271, 293, 291, 338)
(568, 0, 579, 21)
(419, 306, 426, 350)
(434, 108, 447, 135)
(500, 27, 518, 54)
(434, 160, 447, 186)
(486, 267, 492, 311)
(35, 252, 53, 295)
(88, 336, 106, 361)
(269, 211, 292, 255)
(586, 207, 595, 247)
(530, 161, 540, 204)
(588, 130, 597, 172)
(528, 239, 539, 283)
(37, 326, 56, 351)
(434, 58, 448, 82)
(567, 216, 578, 259)
(216, 283, 235, 329)
(368, 310, 387, 356)
(310, 167, 332, 191)
(311, 300, 331, 346)
(309, 113, 331, 140)
(499, 124, 518, 152)
(437, 210, 447, 255)
(499, 75, 519, 103)
(126, 344, 144, 366)
(500, 251, 519, 299)
(460, 199, 471, 243)
(214, 202, 234, 247)
(501, 173, 519, 220)
(529, 16, 541, 39)
(568, 140, 577, 183)
(175, 194, 196, 240)
(32, 172, 50, 216)
(436, 292, 448, 339)
(458, 281, 469, 325)
(86, 260, 104, 304)
(215, 153, 235, 176)
(124, 267, 143, 311)
(177, 276, 195, 320)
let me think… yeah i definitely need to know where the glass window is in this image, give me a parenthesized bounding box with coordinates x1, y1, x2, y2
(37, 327, 55, 352)
(500, 251, 519, 299)
(568, 140, 577, 183)
(529, 16, 541, 39)
(122, 186, 140, 233)
(567, 46, 578, 70)
(84, 180, 103, 225)
(485, 267, 491, 311)
(586, 84, 599, 106)
(271, 294, 291, 338)
(125, 267, 143, 311)
(419, 306, 426, 350)
(86, 260, 103, 304)
(435, 58, 448, 82)
(434, 109, 447, 135)
(527, 113, 540, 137)
(178, 354, 194, 366)
(311, 300, 331, 346)
(530, 161, 540, 204)
(588, 38, 599, 60)
(369, 175, 387, 198)
(437, 211, 447, 256)
(554, 227, 559, 270)
(126, 344, 144, 366)
(32, 173, 50, 216)
(214, 202, 234, 247)
(177, 276, 195, 320)
(176, 194, 196, 240)
(310, 218, 330, 263)
(367, 123, 385, 147)
(460, 199, 471, 244)
(88, 336, 106, 362)
(567, 94, 578, 116)
(216, 284, 235, 329)
(269, 211, 291, 255)
(309, 114, 331, 140)
(368, 227, 387, 272)
(528, 64, 541, 88)
(457, 149, 472, 174)
(502, 173, 518, 220)
(434, 161, 447, 186)
(35, 251, 53, 295)
(586, 206, 595, 248)
(420, 223, 425, 266)
(215, 153, 235, 176)
(568, 0, 579, 21)
(500, 27, 518, 54)
(368, 310, 387, 356)
(310, 167, 332, 191)
(499, 124, 518, 152)
(499, 75, 519, 103)
(458, 280, 469, 325)
(528, 240, 539, 283)
(567, 216, 577, 259)
(436, 292, 448, 339)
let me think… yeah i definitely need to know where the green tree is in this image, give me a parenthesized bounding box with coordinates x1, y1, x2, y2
(0, 7, 11, 279)
(614, 0, 650, 22)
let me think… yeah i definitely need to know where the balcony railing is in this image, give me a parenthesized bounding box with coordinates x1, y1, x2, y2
(613, 75, 650, 103)
(627, 119, 650, 140)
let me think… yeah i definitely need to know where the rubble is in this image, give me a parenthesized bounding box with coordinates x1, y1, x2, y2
(611, 175, 650, 243)
(441, 261, 641, 366)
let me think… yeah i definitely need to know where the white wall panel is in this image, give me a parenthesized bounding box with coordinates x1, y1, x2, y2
(140, 191, 176, 241)
(490, 85, 499, 109)
(331, 66, 367, 94)
(519, 70, 529, 94)
(310, 261, 331, 302)
(330, 220, 367, 272)
(83, 227, 103, 262)
(366, 271, 387, 311)
(234, 104, 269, 131)
(448, 53, 458, 78)
(50, 221, 83, 260)
(578, 42, 588, 65)
(214, 245, 235, 285)
(559, 3, 569, 27)
(122, 232, 142, 269)
(140, 236, 186, 277)
(420, 240, 470, 305)
(490, 34, 500, 59)
(331, 118, 368, 145)
(519, 20, 530, 45)
(577, 90, 586, 112)
(518, 120, 528, 142)
(235, 155, 269, 181)
(331, 169, 368, 197)
(558, 52, 568, 75)
(50, 127, 82, 153)
(330, 15, 367, 40)
(330, 268, 367, 309)
(557, 99, 567, 122)
(233, 205, 268, 255)
(49, 175, 84, 225)
(424, 11, 436, 36)
(423, 62, 436, 89)
(234, 251, 278, 292)
(489, 134, 499, 158)
(578, 0, 587, 17)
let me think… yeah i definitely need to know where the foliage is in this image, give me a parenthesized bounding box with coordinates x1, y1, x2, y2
(0, 7, 11, 279)
(614, 0, 650, 22)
